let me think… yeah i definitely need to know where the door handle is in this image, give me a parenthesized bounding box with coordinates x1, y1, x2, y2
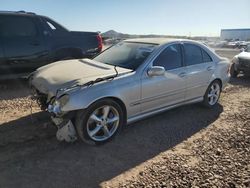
(207, 66, 214, 71)
(179, 72, 187, 77)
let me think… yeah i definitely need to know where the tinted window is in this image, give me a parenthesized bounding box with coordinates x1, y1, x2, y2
(153, 44, 182, 70)
(43, 17, 68, 34)
(94, 42, 157, 70)
(184, 44, 203, 66)
(202, 49, 212, 62)
(0, 16, 37, 37)
(46, 21, 57, 30)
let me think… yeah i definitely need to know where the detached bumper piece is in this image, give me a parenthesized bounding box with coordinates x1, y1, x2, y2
(51, 117, 77, 142)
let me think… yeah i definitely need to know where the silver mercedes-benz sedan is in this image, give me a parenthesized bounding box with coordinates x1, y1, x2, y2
(30, 38, 230, 144)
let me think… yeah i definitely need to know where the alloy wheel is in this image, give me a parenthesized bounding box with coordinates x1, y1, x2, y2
(86, 105, 120, 141)
(208, 82, 221, 106)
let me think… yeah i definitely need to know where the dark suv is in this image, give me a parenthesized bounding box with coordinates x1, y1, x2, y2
(0, 11, 103, 79)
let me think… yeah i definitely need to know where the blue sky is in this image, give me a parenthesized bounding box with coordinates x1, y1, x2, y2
(1, 0, 249, 36)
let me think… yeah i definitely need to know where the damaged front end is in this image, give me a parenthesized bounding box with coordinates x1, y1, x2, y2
(29, 71, 120, 143)
(28, 58, 132, 143)
(47, 93, 78, 142)
(30, 83, 78, 143)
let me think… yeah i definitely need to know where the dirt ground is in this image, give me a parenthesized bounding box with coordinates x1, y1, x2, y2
(0, 49, 249, 188)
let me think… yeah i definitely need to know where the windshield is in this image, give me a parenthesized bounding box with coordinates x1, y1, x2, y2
(94, 42, 157, 70)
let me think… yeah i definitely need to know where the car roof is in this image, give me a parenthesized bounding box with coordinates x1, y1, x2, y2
(124, 38, 179, 45)
(124, 38, 204, 46)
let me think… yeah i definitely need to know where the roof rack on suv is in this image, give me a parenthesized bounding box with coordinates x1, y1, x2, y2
(16, 10, 36, 15)
(0, 10, 36, 15)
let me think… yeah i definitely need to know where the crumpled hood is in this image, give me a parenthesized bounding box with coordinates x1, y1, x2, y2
(31, 58, 131, 96)
(237, 52, 250, 61)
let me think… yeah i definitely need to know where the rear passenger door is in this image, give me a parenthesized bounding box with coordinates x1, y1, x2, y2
(0, 15, 48, 76)
(183, 43, 215, 100)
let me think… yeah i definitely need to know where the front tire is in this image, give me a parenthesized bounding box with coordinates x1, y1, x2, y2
(203, 80, 221, 108)
(75, 99, 124, 145)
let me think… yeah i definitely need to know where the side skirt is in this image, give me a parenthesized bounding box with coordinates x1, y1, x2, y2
(127, 97, 203, 125)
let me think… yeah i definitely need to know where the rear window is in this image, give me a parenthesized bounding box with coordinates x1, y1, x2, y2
(184, 43, 212, 65)
(46, 21, 57, 30)
(43, 17, 68, 34)
(202, 49, 212, 62)
(184, 44, 203, 66)
(94, 42, 157, 70)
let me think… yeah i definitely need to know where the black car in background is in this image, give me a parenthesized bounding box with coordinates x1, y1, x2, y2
(0, 11, 103, 79)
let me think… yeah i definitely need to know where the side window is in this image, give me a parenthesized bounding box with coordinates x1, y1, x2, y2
(43, 17, 68, 35)
(184, 44, 203, 66)
(153, 44, 182, 70)
(0, 16, 37, 37)
(46, 21, 57, 30)
(201, 49, 212, 62)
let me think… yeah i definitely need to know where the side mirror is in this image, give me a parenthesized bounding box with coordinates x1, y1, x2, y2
(240, 48, 245, 52)
(147, 66, 165, 77)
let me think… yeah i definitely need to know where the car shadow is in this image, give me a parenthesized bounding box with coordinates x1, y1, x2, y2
(0, 79, 31, 100)
(0, 103, 223, 188)
(229, 74, 250, 87)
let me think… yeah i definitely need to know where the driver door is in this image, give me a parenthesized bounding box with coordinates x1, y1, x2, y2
(140, 43, 187, 114)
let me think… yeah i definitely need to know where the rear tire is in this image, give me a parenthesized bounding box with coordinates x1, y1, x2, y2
(203, 80, 221, 108)
(75, 99, 124, 145)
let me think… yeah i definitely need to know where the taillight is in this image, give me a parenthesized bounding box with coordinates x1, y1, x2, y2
(97, 34, 103, 51)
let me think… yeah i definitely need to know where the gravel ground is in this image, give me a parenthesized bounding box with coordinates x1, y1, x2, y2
(103, 80, 250, 188)
(0, 80, 40, 124)
(0, 49, 249, 188)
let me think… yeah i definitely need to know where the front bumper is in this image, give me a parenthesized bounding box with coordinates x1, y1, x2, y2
(32, 89, 78, 142)
(235, 59, 250, 73)
(236, 64, 250, 72)
(50, 111, 78, 142)
(51, 117, 77, 142)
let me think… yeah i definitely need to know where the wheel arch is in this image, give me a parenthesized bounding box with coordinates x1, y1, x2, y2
(87, 96, 128, 123)
(211, 78, 222, 89)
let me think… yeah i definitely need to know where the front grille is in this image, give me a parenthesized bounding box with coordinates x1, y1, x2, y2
(239, 58, 250, 68)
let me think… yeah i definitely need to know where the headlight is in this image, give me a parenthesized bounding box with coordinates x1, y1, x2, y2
(48, 94, 69, 115)
(57, 94, 69, 107)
